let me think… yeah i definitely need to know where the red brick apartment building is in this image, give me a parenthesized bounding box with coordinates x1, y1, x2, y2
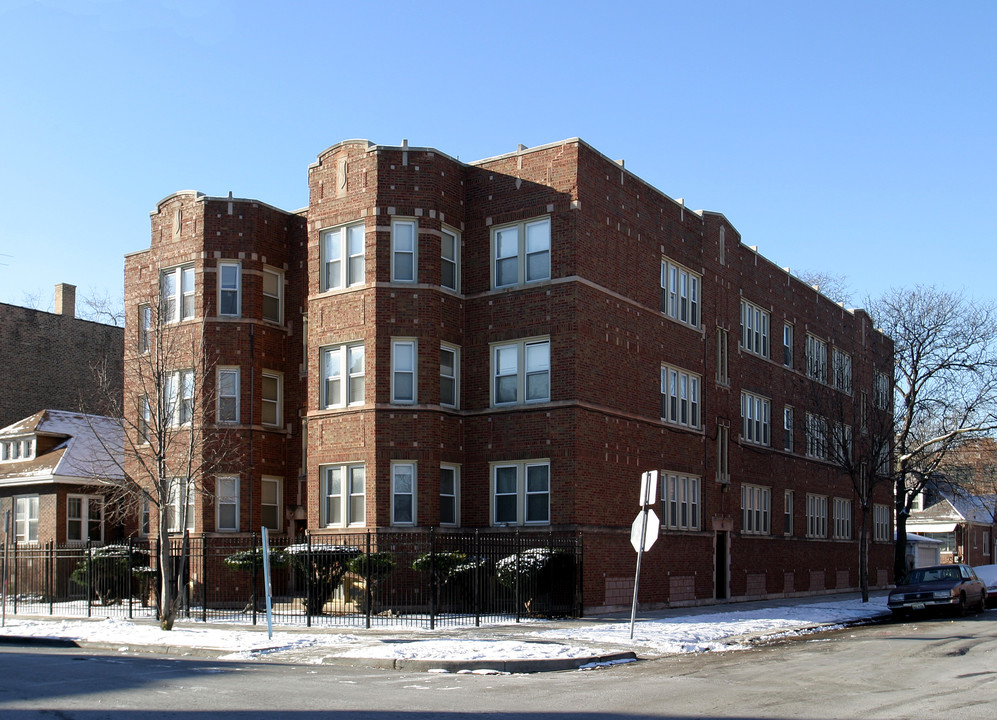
(124, 138, 894, 610)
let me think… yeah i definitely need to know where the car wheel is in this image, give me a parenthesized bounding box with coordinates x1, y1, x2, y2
(890, 609, 908, 620)
(977, 590, 987, 613)
(956, 592, 968, 617)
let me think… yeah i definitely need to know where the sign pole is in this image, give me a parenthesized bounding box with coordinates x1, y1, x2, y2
(261, 526, 274, 639)
(629, 507, 648, 639)
(629, 470, 658, 640)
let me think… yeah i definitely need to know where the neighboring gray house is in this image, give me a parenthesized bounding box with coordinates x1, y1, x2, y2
(907, 482, 997, 566)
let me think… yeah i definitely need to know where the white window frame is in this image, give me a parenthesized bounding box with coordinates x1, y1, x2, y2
(783, 323, 793, 367)
(660, 258, 701, 328)
(874, 370, 891, 409)
(161, 265, 195, 323)
(167, 478, 195, 533)
(440, 344, 459, 408)
(261, 476, 282, 532)
(740, 299, 770, 358)
(391, 339, 418, 404)
(784, 490, 794, 535)
(320, 221, 365, 291)
(661, 364, 701, 429)
(321, 463, 366, 528)
(441, 227, 460, 292)
(216, 476, 239, 532)
(784, 406, 794, 452)
(491, 338, 550, 406)
(391, 219, 418, 283)
(321, 342, 365, 408)
(439, 464, 460, 526)
(164, 369, 194, 427)
(261, 371, 282, 427)
(741, 484, 771, 535)
(741, 391, 771, 446)
(806, 494, 828, 538)
(832, 347, 852, 393)
(15, 495, 39, 543)
(661, 473, 700, 531)
(391, 461, 417, 526)
(831, 422, 853, 462)
(218, 261, 241, 317)
(262, 267, 283, 324)
(138, 303, 151, 353)
(832, 497, 852, 540)
(138, 395, 152, 444)
(67, 494, 104, 543)
(217, 367, 240, 424)
(492, 216, 551, 288)
(806, 413, 828, 459)
(491, 461, 550, 526)
(806, 334, 827, 382)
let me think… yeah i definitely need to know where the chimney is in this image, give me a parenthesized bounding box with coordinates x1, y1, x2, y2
(54, 283, 76, 318)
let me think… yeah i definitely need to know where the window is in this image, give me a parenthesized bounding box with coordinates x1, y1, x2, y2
(138, 304, 151, 353)
(392, 219, 417, 282)
(805, 334, 827, 382)
(216, 476, 239, 532)
(662, 473, 700, 530)
(15, 495, 39, 543)
(261, 477, 281, 531)
(261, 371, 282, 426)
(741, 392, 771, 446)
(218, 262, 240, 316)
(161, 265, 195, 323)
(440, 465, 459, 526)
(441, 227, 459, 291)
(860, 390, 868, 432)
(74, 495, 103, 547)
(874, 371, 891, 409)
(874, 504, 891, 542)
(217, 368, 239, 423)
(832, 348, 852, 393)
(321, 343, 365, 408)
(717, 425, 730, 483)
(783, 406, 794, 452)
(783, 323, 793, 367)
(985, 531, 991, 557)
(262, 268, 283, 324)
(140, 493, 151, 536)
(661, 364, 701, 429)
(660, 259, 701, 328)
(719, 226, 726, 266)
(493, 217, 550, 288)
(391, 340, 417, 404)
(391, 462, 416, 525)
(832, 498, 852, 539)
(167, 478, 195, 533)
(321, 221, 365, 291)
(164, 370, 194, 426)
(440, 344, 459, 408)
(806, 494, 828, 538)
(138, 396, 152, 443)
(806, 413, 828, 459)
(716, 328, 729, 384)
(3, 438, 34, 462)
(741, 484, 771, 535)
(740, 299, 770, 358)
(492, 338, 550, 406)
(321, 464, 365, 527)
(492, 461, 550, 526)
(831, 422, 852, 462)
(784, 490, 794, 535)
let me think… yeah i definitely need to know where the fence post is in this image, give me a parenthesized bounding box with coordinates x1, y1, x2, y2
(127, 537, 134, 619)
(576, 532, 584, 618)
(201, 536, 207, 623)
(428, 527, 436, 630)
(251, 532, 258, 626)
(305, 534, 312, 628)
(46, 541, 54, 616)
(86, 539, 93, 618)
(11, 539, 17, 615)
(474, 529, 481, 627)
(514, 530, 521, 623)
(364, 531, 372, 629)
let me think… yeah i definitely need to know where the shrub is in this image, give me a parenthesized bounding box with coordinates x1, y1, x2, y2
(223, 547, 288, 572)
(71, 544, 151, 606)
(283, 543, 361, 615)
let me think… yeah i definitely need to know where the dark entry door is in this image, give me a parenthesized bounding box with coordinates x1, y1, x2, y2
(716, 532, 728, 600)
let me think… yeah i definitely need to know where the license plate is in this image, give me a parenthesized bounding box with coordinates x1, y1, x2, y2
(911, 602, 925, 610)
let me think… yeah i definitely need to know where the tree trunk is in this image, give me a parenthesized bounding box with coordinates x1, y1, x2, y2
(859, 503, 870, 602)
(893, 475, 909, 584)
(158, 535, 176, 631)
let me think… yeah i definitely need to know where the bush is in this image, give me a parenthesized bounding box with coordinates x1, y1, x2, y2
(223, 547, 288, 572)
(495, 547, 576, 617)
(284, 543, 361, 615)
(71, 544, 151, 606)
(347, 552, 396, 614)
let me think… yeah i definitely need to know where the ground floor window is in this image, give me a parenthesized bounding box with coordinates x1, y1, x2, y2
(216, 477, 239, 532)
(741, 484, 770, 535)
(261, 477, 282, 531)
(491, 461, 550, 526)
(15, 495, 39, 543)
(832, 498, 852, 539)
(322, 464, 365, 527)
(806, 494, 828, 538)
(873, 504, 890, 542)
(440, 465, 459, 526)
(661, 473, 700, 530)
(391, 462, 416, 525)
(67, 494, 104, 543)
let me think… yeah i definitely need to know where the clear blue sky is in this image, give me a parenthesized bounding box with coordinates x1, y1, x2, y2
(1, 0, 994, 312)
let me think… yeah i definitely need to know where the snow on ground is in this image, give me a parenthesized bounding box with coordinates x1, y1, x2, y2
(0, 595, 891, 662)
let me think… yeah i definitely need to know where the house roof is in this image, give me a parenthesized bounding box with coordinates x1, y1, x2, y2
(0, 410, 123, 488)
(909, 483, 996, 528)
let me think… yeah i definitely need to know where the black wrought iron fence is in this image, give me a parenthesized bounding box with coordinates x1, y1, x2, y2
(0, 529, 582, 628)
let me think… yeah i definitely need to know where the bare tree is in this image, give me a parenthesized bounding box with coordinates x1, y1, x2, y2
(868, 286, 997, 581)
(78, 286, 125, 326)
(796, 270, 853, 306)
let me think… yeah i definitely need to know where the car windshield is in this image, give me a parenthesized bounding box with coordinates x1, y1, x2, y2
(907, 567, 960, 584)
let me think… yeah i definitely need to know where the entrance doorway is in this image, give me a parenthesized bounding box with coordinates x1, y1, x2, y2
(715, 531, 728, 600)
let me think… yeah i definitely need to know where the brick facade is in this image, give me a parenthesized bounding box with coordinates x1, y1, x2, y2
(125, 138, 895, 610)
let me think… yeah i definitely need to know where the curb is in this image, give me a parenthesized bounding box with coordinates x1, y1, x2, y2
(320, 650, 638, 673)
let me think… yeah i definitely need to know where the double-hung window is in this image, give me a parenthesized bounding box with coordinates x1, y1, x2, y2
(784, 490, 794, 535)
(392, 219, 417, 282)
(321, 221, 365, 290)
(138, 395, 152, 444)
(162, 265, 195, 323)
(218, 262, 240, 316)
(14, 495, 39, 543)
(440, 344, 459, 408)
(660, 364, 701, 429)
(492, 461, 550, 526)
(391, 340, 417, 404)
(492, 338, 550, 406)
(741, 391, 771, 446)
(831, 422, 852, 462)
(262, 268, 283, 323)
(321, 464, 365, 527)
(167, 478, 195, 533)
(806, 413, 828, 459)
(391, 462, 416, 525)
(740, 300, 769, 357)
(164, 370, 194, 426)
(832, 348, 852, 393)
(217, 368, 239, 423)
(741, 484, 771, 535)
(261, 477, 281, 531)
(138, 304, 151, 353)
(783, 406, 794, 452)
(321, 343, 365, 408)
(493, 217, 550, 288)
(874, 504, 891, 542)
(261, 371, 282, 426)
(440, 465, 459, 526)
(832, 498, 852, 539)
(783, 323, 793, 367)
(661, 473, 700, 531)
(67, 495, 103, 543)
(806, 494, 828, 538)
(806, 334, 827, 382)
(660, 259, 700, 328)
(441, 227, 459, 291)
(874, 371, 891, 409)
(216, 476, 239, 532)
